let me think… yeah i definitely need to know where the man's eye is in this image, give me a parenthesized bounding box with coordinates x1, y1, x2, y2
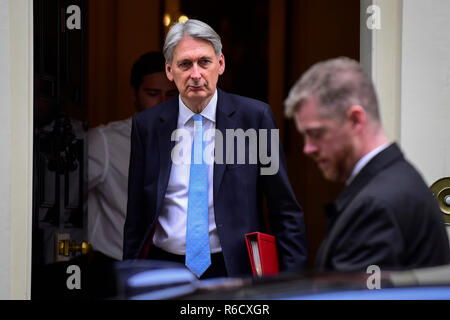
(307, 129, 325, 140)
(199, 59, 211, 66)
(310, 131, 321, 139)
(145, 90, 160, 97)
(179, 61, 191, 69)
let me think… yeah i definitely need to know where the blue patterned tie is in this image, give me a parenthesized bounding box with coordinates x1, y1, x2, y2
(185, 114, 211, 277)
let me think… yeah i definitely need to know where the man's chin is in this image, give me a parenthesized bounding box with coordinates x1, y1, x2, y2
(186, 91, 211, 100)
(321, 169, 337, 182)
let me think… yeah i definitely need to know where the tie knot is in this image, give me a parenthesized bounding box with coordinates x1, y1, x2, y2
(192, 114, 203, 122)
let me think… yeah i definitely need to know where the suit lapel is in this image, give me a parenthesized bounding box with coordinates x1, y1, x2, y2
(214, 89, 237, 203)
(156, 99, 179, 216)
(334, 143, 403, 213)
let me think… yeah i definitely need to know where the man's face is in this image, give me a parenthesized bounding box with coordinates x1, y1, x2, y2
(294, 98, 355, 182)
(165, 36, 225, 109)
(134, 71, 178, 112)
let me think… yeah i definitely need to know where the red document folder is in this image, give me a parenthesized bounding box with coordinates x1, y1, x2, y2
(245, 232, 279, 277)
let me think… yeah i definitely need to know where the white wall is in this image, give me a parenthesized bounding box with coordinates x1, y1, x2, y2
(0, 0, 12, 299)
(0, 0, 33, 299)
(360, 0, 402, 144)
(9, 0, 33, 299)
(400, 0, 450, 186)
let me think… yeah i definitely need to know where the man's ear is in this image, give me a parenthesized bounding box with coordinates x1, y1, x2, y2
(347, 105, 366, 129)
(166, 61, 174, 81)
(218, 53, 225, 75)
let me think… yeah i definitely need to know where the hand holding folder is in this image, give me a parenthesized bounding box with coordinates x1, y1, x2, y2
(245, 232, 279, 277)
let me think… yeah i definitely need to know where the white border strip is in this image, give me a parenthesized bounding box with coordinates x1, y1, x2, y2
(9, 0, 33, 299)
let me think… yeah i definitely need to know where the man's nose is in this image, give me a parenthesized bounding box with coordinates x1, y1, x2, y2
(303, 139, 318, 156)
(190, 63, 201, 80)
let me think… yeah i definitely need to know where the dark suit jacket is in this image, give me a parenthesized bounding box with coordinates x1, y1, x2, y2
(315, 143, 450, 272)
(124, 89, 307, 276)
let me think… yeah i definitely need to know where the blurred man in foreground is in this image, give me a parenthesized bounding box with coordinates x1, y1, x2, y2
(285, 57, 450, 272)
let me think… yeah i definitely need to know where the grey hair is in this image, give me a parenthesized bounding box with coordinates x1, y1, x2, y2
(284, 57, 380, 122)
(163, 19, 222, 64)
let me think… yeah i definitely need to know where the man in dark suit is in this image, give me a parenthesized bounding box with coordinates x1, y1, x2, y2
(124, 19, 307, 278)
(284, 57, 450, 272)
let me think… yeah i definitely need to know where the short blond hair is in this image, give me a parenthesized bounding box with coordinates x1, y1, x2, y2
(284, 57, 380, 122)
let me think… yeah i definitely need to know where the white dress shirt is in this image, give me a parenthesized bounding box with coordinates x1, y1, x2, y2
(152, 90, 222, 255)
(87, 117, 132, 260)
(346, 144, 389, 185)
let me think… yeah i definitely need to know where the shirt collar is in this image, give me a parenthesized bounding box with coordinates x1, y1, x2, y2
(178, 89, 217, 126)
(346, 144, 389, 185)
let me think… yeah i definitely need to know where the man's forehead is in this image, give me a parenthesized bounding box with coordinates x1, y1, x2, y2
(173, 37, 215, 58)
(295, 107, 333, 133)
(294, 99, 318, 121)
(176, 54, 214, 62)
(296, 120, 326, 134)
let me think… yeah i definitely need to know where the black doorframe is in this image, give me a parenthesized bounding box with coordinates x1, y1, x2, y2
(32, 0, 89, 299)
